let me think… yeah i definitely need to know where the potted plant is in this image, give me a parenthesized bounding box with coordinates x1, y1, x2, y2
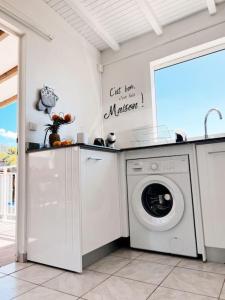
(44, 113, 74, 147)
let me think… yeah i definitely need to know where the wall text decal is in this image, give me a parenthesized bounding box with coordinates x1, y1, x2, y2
(104, 84, 144, 120)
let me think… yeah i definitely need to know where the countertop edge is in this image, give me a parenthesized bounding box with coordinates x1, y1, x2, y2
(26, 143, 120, 153)
(120, 136, 225, 151)
(26, 137, 225, 154)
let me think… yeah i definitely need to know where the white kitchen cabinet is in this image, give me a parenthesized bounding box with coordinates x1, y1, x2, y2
(27, 148, 82, 272)
(27, 146, 121, 272)
(80, 149, 121, 255)
(197, 142, 225, 249)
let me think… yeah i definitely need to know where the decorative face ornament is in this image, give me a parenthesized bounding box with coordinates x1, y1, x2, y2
(105, 132, 116, 148)
(37, 85, 59, 114)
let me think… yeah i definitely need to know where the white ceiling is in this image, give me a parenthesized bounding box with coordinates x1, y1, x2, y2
(44, 0, 225, 51)
(0, 34, 18, 74)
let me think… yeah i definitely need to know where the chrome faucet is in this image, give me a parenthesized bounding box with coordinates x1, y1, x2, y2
(204, 108, 223, 139)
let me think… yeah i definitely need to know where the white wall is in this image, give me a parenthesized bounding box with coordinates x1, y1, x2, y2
(0, 0, 102, 145)
(101, 3, 225, 147)
(0, 0, 102, 258)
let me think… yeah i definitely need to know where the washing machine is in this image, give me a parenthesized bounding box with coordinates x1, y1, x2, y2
(127, 155, 197, 257)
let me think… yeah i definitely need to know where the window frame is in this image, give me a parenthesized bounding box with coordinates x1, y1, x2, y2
(150, 36, 225, 132)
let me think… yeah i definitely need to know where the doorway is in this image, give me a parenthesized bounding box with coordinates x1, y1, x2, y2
(0, 29, 18, 266)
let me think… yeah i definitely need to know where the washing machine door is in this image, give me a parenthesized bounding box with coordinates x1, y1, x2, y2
(131, 175, 184, 231)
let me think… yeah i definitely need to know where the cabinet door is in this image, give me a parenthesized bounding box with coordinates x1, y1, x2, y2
(197, 143, 225, 248)
(80, 150, 121, 254)
(27, 148, 82, 272)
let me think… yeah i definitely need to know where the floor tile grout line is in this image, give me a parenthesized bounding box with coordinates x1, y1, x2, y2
(110, 254, 142, 260)
(84, 268, 114, 276)
(41, 284, 84, 298)
(9, 268, 65, 286)
(175, 264, 225, 276)
(10, 283, 80, 299)
(38, 269, 66, 285)
(107, 258, 224, 299)
(145, 283, 159, 300)
(90, 258, 174, 286)
(156, 284, 219, 299)
(80, 273, 112, 299)
(160, 265, 225, 298)
(112, 259, 176, 286)
(218, 276, 225, 299)
(110, 251, 144, 260)
(1, 263, 35, 276)
(40, 268, 112, 299)
(112, 273, 159, 286)
(81, 273, 158, 300)
(110, 251, 178, 286)
(81, 255, 158, 299)
(111, 258, 133, 275)
(133, 257, 182, 267)
(82, 259, 135, 298)
(10, 283, 40, 300)
(87, 257, 132, 276)
(10, 278, 220, 300)
(9, 269, 68, 299)
(158, 265, 176, 287)
(99, 260, 177, 300)
(39, 284, 83, 298)
(8, 273, 41, 285)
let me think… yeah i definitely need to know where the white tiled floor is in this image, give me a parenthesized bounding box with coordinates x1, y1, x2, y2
(0, 248, 225, 299)
(0, 222, 16, 266)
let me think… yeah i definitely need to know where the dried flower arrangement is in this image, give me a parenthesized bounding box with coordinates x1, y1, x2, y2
(44, 113, 75, 147)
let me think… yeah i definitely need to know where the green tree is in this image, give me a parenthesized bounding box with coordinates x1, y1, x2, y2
(0, 146, 17, 166)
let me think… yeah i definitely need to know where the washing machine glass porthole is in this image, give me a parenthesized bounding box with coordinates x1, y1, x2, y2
(141, 183, 173, 218)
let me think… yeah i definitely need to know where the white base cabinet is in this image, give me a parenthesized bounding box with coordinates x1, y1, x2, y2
(197, 142, 225, 249)
(27, 148, 82, 272)
(80, 149, 121, 255)
(27, 147, 121, 272)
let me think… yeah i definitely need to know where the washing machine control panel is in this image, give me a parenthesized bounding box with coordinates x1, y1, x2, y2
(127, 155, 189, 175)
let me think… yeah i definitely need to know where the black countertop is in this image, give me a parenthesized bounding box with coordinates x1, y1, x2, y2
(121, 136, 225, 151)
(26, 143, 120, 153)
(26, 136, 225, 154)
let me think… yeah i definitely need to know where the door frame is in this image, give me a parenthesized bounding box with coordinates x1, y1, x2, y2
(0, 19, 27, 261)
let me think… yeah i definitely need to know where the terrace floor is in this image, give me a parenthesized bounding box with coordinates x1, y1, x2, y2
(0, 222, 16, 267)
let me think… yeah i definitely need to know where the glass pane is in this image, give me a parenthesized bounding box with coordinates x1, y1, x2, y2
(141, 183, 173, 218)
(155, 49, 225, 138)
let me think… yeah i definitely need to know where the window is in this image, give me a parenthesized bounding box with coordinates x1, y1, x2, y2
(151, 38, 225, 139)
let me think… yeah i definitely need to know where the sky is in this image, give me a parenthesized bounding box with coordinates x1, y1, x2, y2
(155, 49, 225, 139)
(0, 102, 17, 147)
(0, 33, 18, 149)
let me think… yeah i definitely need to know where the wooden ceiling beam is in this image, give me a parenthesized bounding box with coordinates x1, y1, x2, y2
(206, 0, 217, 15)
(136, 0, 162, 35)
(65, 0, 120, 51)
(0, 66, 18, 84)
(0, 95, 17, 108)
(0, 30, 9, 41)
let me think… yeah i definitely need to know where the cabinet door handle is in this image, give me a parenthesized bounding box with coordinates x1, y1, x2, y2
(208, 150, 225, 155)
(87, 157, 103, 161)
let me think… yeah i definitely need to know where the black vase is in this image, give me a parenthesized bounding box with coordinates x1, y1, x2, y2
(49, 133, 60, 146)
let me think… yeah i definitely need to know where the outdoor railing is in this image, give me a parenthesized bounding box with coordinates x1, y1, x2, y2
(0, 166, 16, 222)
